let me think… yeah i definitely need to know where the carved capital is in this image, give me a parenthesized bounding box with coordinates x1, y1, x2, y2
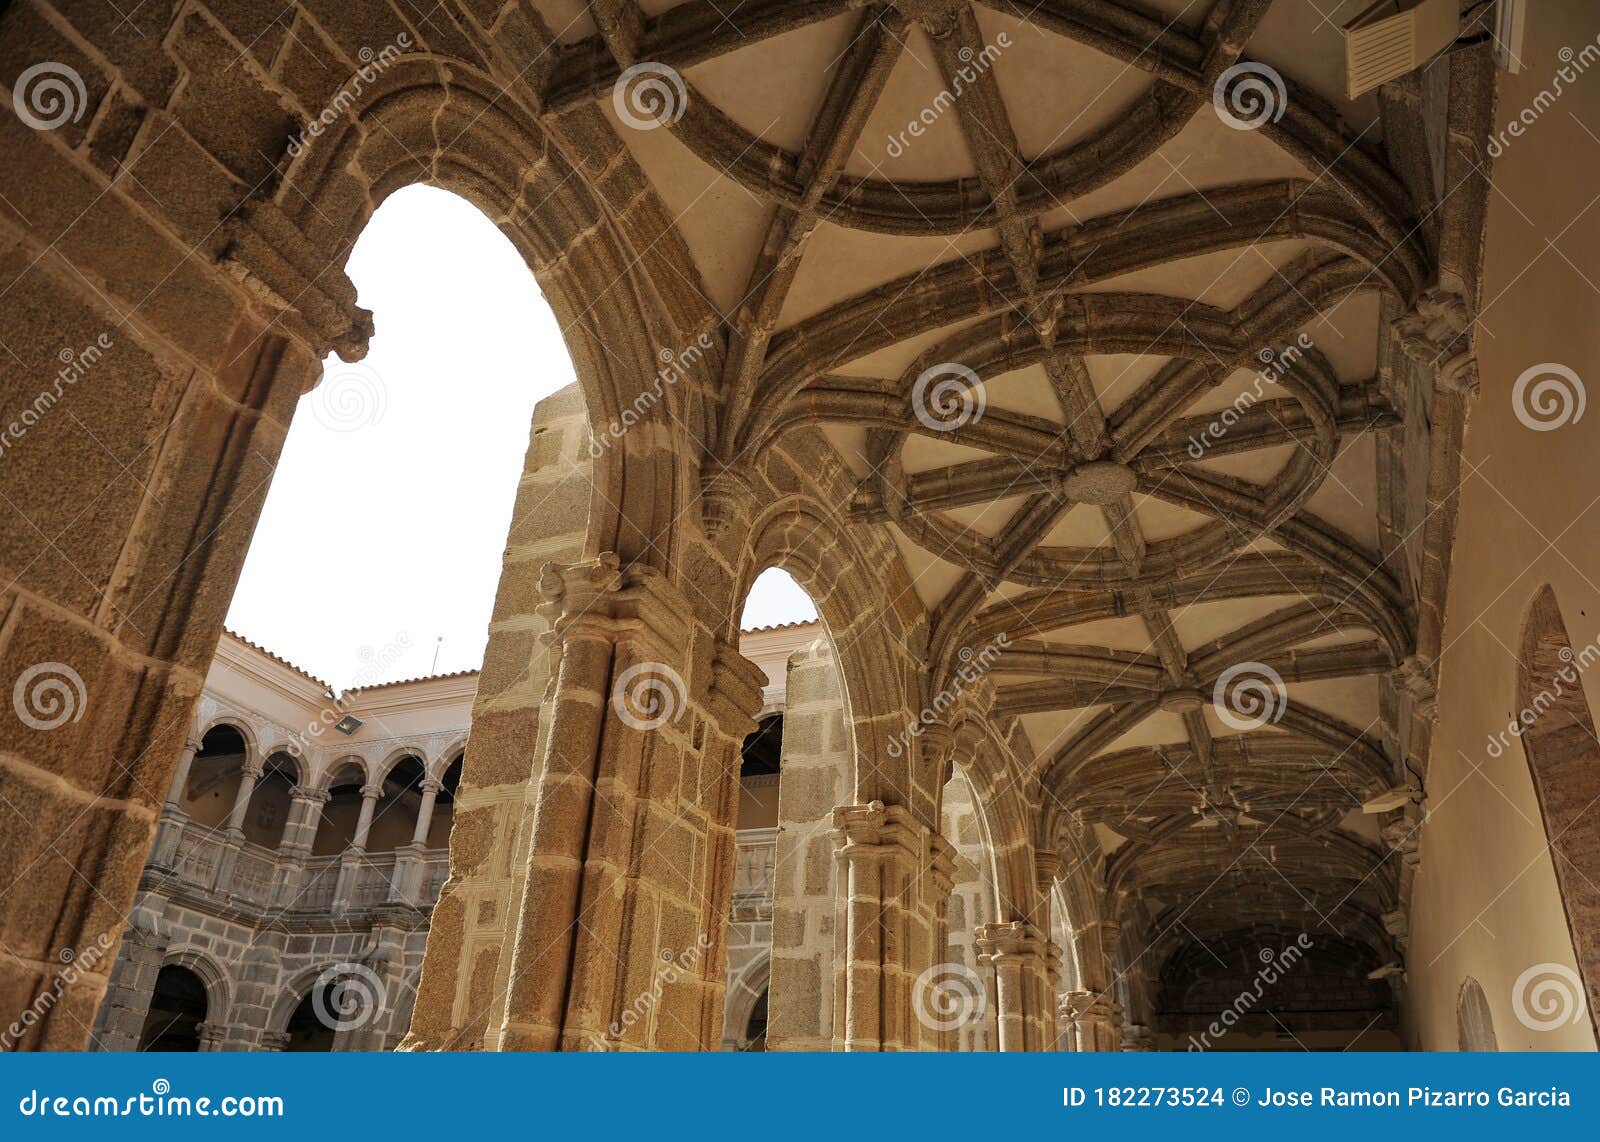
(1393, 288, 1477, 398)
(699, 462, 756, 541)
(833, 800, 955, 896)
(220, 201, 372, 362)
(1394, 654, 1439, 722)
(974, 920, 1046, 963)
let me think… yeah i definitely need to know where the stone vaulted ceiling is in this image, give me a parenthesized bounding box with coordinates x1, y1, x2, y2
(548, 0, 1445, 977)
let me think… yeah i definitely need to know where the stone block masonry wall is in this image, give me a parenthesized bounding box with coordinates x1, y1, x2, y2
(90, 890, 427, 1051)
(766, 638, 850, 1051)
(404, 385, 593, 1050)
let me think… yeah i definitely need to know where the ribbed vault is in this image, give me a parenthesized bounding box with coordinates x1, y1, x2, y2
(537, 0, 1474, 1032)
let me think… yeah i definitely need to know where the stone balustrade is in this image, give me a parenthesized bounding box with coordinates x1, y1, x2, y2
(153, 815, 450, 914)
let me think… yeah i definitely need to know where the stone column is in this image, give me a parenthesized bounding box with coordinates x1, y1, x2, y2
(196, 1021, 227, 1052)
(767, 637, 853, 1051)
(272, 786, 328, 907)
(213, 760, 265, 891)
(149, 737, 202, 871)
(497, 556, 752, 1051)
(405, 384, 593, 1052)
(87, 895, 169, 1052)
(392, 780, 445, 904)
(258, 1030, 291, 1052)
(352, 784, 382, 851)
(1061, 989, 1123, 1052)
(975, 920, 1058, 1051)
(1062, 918, 1123, 1051)
(333, 784, 383, 910)
(693, 639, 766, 1051)
(1122, 1024, 1156, 1051)
(831, 800, 955, 1050)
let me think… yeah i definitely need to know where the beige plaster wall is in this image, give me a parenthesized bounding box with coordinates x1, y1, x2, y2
(1405, 7, 1600, 1051)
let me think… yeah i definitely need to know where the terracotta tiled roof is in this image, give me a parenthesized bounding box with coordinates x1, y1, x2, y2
(740, 617, 822, 633)
(221, 628, 331, 690)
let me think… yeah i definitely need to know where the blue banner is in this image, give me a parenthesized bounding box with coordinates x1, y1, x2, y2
(2, 1053, 1591, 1139)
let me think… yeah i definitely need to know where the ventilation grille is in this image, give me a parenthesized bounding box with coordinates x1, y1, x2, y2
(1343, 0, 1459, 99)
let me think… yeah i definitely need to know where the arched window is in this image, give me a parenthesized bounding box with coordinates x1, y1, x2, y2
(179, 725, 250, 830)
(244, 752, 299, 848)
(1515, 586, 1600, 1035)
(743, 989, 769, 1052)
(136, 965, 208, 1052)
(1457, 978, 1498, 1051)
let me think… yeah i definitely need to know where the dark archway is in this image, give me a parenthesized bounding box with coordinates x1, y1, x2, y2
(283, 986, 337, 1052)
(135, 965, 208, 1052)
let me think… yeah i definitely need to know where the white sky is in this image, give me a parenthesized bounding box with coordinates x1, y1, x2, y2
(226, 185, 814, 689)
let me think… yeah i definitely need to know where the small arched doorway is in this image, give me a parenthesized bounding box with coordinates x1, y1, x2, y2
(283, 985, 337, 1052)
(136, 965, 208, 1052)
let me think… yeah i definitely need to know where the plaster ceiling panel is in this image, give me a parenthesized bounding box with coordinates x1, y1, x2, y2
(683, 14, 859, 154)
(846, 25, 978, 181)
(1020, 707, 1107, 757)
(1092, 822, 1128, 855)
(1282, 675, 1381, 728)
(945, 494, 1032, 538)
(900, 432, 994, 474)
(831, 315, 990, 379)
(1167, 594, 1305, 647)
(1184, 364, 1282, 417)
(603, 106, 771, 315)
(1028, 614, 1153, 651)
(888, 526, 966, 608)
(1129, 493, 1213, 543)
(1040, 113, 1309, 229)
(983, 363, 1068, 420)
(1301, 432, 1380, 549)
(1191, 442, 1295, 484)
(972, 5, 1157, 161)
(537, 0, 597, 43)
(776, 221, 997, 329)
(1103, 710, 1189, 754)
(1078, 239, 1312, 311)
(1089, 354, 1170, 415)
(1301, 291, 1382, 380)
(1040, 502, 1113, 548)
(819, 423, 870, 476)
